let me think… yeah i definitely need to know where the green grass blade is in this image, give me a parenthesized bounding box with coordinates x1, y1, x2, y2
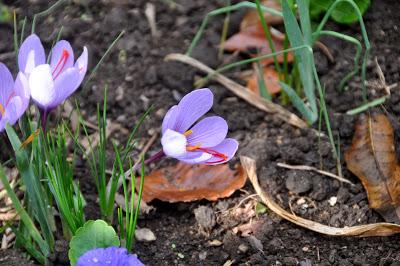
(5, 124, 54, 251)
(279, 82, 316, 123)
(282, 0, 316, 114)
(346, 96, 387, 115)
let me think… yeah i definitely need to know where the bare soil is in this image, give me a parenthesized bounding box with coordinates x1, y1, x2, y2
(1, 0, 400, 265)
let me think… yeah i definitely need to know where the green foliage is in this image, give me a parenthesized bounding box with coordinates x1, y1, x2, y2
(310, 0, 370, 24)
(5, 125, 55, 255)
(68, 220, 120, 266)
(0, 2, 12, 23)
(41, 124, 86, 236)
(117, 157, 145, 252)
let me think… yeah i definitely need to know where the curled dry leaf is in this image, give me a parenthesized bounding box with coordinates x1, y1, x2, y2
(138, 162, 247, 203)
(247, 66, 281, 95)
(345, 113, 400, 223)
(241, 156, 400, 237)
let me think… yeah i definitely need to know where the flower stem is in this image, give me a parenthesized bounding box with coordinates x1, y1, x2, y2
(139, 150, 165, 170)
(40, 109, 48, 133)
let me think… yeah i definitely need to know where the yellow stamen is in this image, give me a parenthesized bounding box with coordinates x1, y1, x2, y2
(0, 104, 5, 115)
(20, 129, 40, 149)
(183, 130, 193, 136)
(186, 144, 201, 151)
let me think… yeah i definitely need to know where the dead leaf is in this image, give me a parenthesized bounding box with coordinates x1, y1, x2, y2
(242, 155, 400, 237)
(138, 163, 247, 203)
(224, 25, 292, 66)
(240, 0, 283, 30)
(345, 113, 400, 223)
(247, 66, 281, 95)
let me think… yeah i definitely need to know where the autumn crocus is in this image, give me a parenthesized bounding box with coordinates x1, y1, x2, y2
(0, 63, 30, 132)
(18, 34, 88, 128)
(160, 88, 238, 165)
(76, 247, 145, 266)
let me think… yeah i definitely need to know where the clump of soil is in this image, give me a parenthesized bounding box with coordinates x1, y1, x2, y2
(1, 0, 400, 265)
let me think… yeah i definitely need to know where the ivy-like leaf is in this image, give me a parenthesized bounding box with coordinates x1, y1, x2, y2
(68, 220, 120, 266)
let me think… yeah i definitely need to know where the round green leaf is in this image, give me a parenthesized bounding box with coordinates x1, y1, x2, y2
(68, 220, 120, 266)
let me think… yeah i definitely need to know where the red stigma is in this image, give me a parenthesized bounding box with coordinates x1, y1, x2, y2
(191, 146, 228, 164)
(52, 49, 70, 79)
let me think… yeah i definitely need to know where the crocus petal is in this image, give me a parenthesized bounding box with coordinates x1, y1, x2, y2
(76, 247, 145, 266)
(173, 88, 213, 133)
(18, 34, 45, 75)
(179, 152, 212, 164)
(161, 129, 187, 158)
(14, 72, 30, 113)
(162, 105, 179, 134)
(204, 138, 239, 165)
(0, 63, 15, 105)
(50, 40, 75, 77)
(2, 97, 22, 126)
(29, 64, 56, 110)
(51, 67, 80, 108)
(74, 46, 88, 86)
(187, 116, 228, 148)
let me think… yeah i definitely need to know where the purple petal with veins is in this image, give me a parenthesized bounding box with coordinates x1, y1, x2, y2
(0, 63, 15, 104)
(50, 40, 75, 76)
(204, 138, 239, 165)
(170, 88, 213, 133)
(186, 116, 228, 148)
(76, 247, 144, 266)
(18, 34, 45, 76)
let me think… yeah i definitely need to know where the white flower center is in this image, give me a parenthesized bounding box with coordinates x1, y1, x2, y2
(161, 129, 187, 158)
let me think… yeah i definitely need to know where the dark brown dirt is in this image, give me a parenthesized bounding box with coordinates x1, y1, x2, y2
(1, 0, 400, 265)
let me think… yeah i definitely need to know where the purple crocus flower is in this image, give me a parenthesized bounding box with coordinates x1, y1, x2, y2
(76, 247, 145, 266)
(18, 34, 88, 112)
(161, 88, 238, 165)
(0, 63, 30, 132)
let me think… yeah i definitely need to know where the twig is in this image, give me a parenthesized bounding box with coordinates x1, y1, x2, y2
(145, 3, 160, 38)
(277, 162, 355, 186)
(242, 156, 400, 237)
(165, 53, 307, 129)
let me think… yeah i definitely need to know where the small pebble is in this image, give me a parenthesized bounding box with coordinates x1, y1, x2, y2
(194, 205, 216, 235)
(199, 251, 207, 260)
(329, 196, 338, 206)
(135, 228, 156, 242)
(238, 244, 249, 254)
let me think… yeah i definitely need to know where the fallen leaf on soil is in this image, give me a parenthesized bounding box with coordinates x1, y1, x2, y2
(138, 162, 247, 203)
(224, 26, 292, 66)
(242, 156, 400, 237)
(345, 113, 400, 223)
(246, 66, 281, 95)
(240, 0, 283, 29)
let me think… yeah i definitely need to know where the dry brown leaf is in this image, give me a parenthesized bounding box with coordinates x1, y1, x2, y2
(224, 26, 292, 66)
(240, 0, 283, 29)
(241, 156, 400, 237)
(138, 162, 247, 203)
(345, 113, 400, 223)
(246, 66, 281, 95)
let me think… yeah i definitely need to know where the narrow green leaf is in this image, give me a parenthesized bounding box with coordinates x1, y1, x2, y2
(282, 0, 317, 114)
(280, 82, 317, 123)
(346, 96, 387, 115)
